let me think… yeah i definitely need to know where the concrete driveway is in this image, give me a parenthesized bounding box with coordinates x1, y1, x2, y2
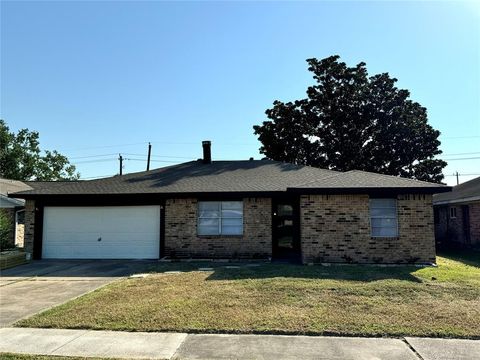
(0, 260, 154, 327)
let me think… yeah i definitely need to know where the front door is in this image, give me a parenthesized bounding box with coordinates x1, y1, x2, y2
(272, 198, 301, 261)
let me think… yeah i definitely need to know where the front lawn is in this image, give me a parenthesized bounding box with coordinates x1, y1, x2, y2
(17, 251, 480, 338)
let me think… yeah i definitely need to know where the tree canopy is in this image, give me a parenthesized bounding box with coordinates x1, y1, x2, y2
(253, 56, 447, 183)
(0, 119, 79, 181)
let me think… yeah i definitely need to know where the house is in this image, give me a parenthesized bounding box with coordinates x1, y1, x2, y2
(433, 176, 480, 249)
(8, 141, 450, 264)
(0, 178, 31, 248)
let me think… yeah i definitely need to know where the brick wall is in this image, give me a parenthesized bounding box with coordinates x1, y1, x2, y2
(469, 201, 480, 247)
(23, 200, 35, 256)
(446, 205, 467, 245)
(164, 197, 272, 259)
(435, 201, 480, 249)
(434, 206, 448, 245)
(300, 194, 435, 264)
(397, 194, 435, 263)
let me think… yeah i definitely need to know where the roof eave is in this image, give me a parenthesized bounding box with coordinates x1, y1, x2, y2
(9, 190, 289, 200)
(433, 195, 480, 205)
(0, 194, 25, 207)
(10, 186, 452, 199)
(287, 186, 452, 195)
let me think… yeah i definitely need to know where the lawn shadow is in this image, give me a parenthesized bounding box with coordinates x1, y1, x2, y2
(148, 262, 423, 283)
(438, 249, 480, 268)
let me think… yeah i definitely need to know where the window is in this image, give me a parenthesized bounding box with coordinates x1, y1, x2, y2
(450, 207, 457, 219)
(369, 198, 398, 237)
(198, 201, 243, 235)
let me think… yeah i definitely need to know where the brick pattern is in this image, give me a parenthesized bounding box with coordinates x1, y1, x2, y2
(447, 205, 467, 245)
(469, 201, 480, 247)
(21, 195, 437, 263)
(434, 206, 448, 245)
(164, 198, 272, 259)
(434, 200, 480, 248)
(300, 194, 435, 264)
(23, 200, 35, 256)
(397, 194, 435, 263)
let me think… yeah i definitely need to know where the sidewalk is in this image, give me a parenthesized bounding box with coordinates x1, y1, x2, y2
(0, 327, 479, 360)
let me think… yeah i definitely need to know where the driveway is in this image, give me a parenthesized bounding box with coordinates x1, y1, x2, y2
(0, 260, 154, 327)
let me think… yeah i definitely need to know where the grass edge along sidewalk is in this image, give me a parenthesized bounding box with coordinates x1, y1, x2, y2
(15, 250, 480, 339)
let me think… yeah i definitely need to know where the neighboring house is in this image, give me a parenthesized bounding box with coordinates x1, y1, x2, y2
(9, 141, 450, 264)
(0, 178, 32, 248)
(433, 176, 480, 249)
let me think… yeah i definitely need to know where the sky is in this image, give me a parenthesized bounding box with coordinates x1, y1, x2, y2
(1, 0, 479, 186)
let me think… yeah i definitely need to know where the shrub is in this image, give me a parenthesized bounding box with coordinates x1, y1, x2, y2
(0, 210, 14, 251)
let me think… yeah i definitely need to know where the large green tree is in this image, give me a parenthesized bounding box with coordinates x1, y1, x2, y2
(0, 120, 79, 181)
(253, 56, 447, 183)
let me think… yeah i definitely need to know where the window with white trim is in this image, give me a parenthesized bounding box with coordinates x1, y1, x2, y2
(450, 207, 457, 219)
(197, 201, 243, 236)
(369, 198, 398, 237)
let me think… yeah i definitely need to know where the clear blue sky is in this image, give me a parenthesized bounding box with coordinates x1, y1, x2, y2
(1, 1, 479, 185)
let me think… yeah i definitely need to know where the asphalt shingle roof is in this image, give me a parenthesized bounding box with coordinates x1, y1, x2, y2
(0, 178, 32, 195)
(293, 170, 446, 189)
(9, 160, 449, 197)
(433, 176, 480, 204)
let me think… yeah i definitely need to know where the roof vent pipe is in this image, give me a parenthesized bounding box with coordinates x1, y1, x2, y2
(202, 141, 212, 164)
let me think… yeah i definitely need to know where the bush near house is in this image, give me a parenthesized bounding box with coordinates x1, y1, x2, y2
(0, 210, 13, 251)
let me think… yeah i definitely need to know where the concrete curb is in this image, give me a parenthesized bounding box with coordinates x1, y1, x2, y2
(1, 328, 479, 359)
(0, 328, 187, 360)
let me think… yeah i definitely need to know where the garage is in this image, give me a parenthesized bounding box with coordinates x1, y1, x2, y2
(42, 206, 161, 259)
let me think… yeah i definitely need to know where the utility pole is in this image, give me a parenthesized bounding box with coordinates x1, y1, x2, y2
(456, 171, 459, 185)
(146, 142, 152, 171)
(119, 154, 123, 175)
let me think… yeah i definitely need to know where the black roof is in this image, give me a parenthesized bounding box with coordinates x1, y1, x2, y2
(9, 160, 450, 198)
(433, 176, 480, 204)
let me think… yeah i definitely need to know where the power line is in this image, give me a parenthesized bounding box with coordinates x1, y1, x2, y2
(68, 151, 479, 162)
(442, 156, 480, 161)
(61, 140, 258, 153)
(441, 151, 480, 156)
(69, 153, 118, 160)
(124, 158, 180, 163)
(442, 135, 480, 139)
(444, 173, 480, 176)
(61, 142, 149, 151)
(73, 158, 117, 164)
(123, 153, 194, 159)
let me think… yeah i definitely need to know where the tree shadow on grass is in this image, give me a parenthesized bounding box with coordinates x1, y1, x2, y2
(147, 261, 423, 283)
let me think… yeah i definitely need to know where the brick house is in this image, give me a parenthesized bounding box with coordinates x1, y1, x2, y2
(433, 176, 480, 249)
(9, 142, 450, 264)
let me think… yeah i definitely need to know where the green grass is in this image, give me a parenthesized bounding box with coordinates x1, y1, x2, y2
(16, 251, 480, 338)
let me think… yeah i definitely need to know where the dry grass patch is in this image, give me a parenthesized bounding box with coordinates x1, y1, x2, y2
(17, 251, 480, 338)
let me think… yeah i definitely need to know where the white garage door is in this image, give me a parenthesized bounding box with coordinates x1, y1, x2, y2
(42, 206, 161, 259)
